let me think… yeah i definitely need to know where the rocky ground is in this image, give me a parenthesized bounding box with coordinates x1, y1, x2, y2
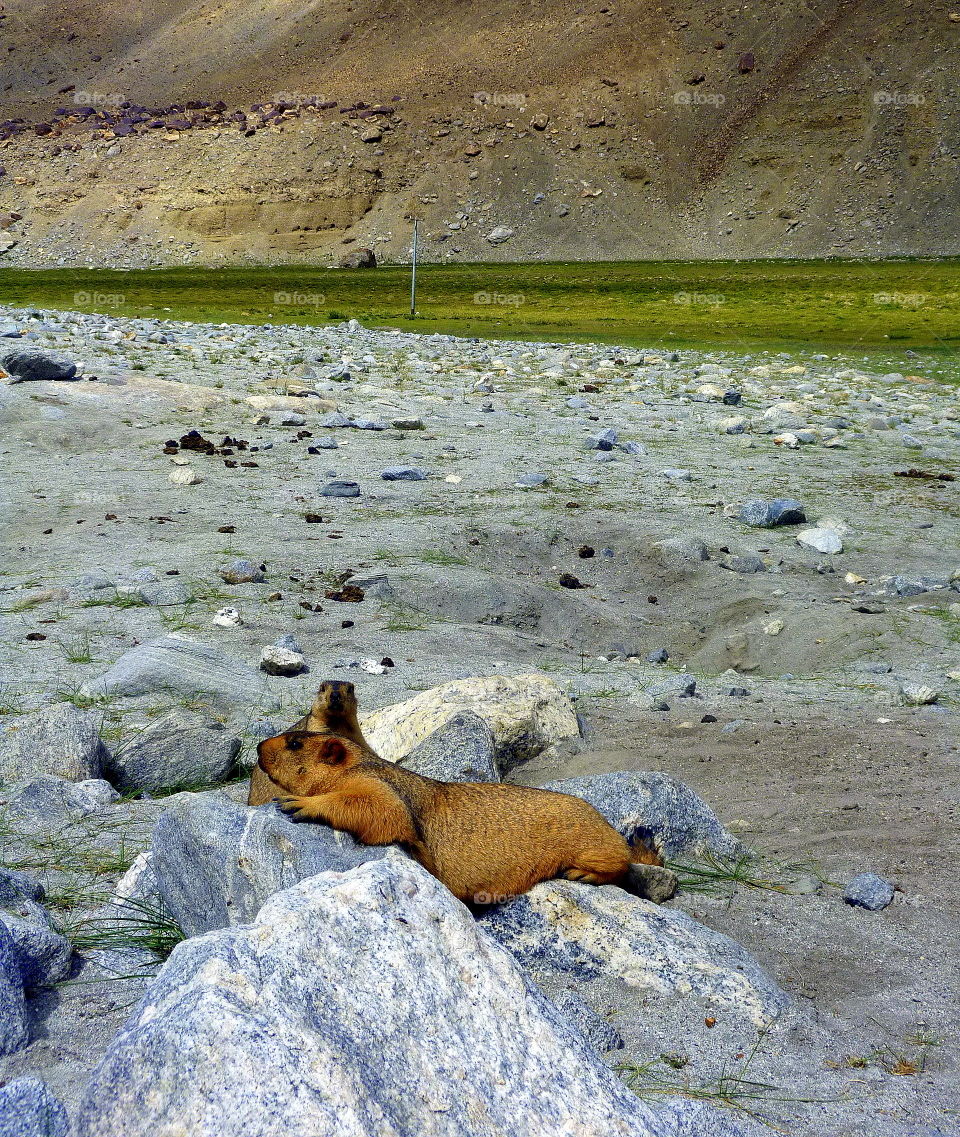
(0, 306, 958, 1136)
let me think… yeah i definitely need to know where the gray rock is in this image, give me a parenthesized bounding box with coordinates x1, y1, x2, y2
(565, 396, 589, 409)
(486, 225, 515, 244)
(542, 770, 745, 858)
(391, 417, 425, 430)
(796, 528, 843, 555)
(587, 428, 618, 450)
(76, 857, 712, 1137)
(645, 675, 697, 701)
(279, 411, 306, 426)
(0, 1077, 69, 1137)
(1, 348, 77, 383)
(151, 792, 390, 936)
(652, 537, 709, 566)
(622, 440, 647, 456)
(478, 880, 790, 1027)
(398, 711, 500, 783)
(661, 468, 691, 482)
(720, 554, 765, 574)
(320, 480, 361, 497)
(0, 924, 28, 1055)
(0, 903, 71, 989)
(274, 634, 302, 653)
(352, 418, 387, 431)
(5, 777, 119, 823)
(121, 580, 191, 606)
(515, 472, 549, 487)
(0, 703, 107, 784)
(106, 709, 241, 794)
(843, 873, 895, 911)
(646, 649, 670, 664)
(550, 988, 624, 1053)
(737, 499, 806, 527)
(80, 635, 279, 710)
(219, 558, 266, 584)
(881, 574, 948, 597)
(381, 466, 428, 481)
(319, 411, 354, 428)
(0, 868, 43, 905)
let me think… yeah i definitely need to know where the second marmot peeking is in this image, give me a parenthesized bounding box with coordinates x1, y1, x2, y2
(257, 730, 674, 904)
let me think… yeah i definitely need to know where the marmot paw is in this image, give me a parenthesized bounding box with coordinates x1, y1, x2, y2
(277, 795, 316, 822)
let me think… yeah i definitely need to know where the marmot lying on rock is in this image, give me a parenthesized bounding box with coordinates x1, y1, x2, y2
(257, 730, 676, 904)
(247, 679, 375, 807)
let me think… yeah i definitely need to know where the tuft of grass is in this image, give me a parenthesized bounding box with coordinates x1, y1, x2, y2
(80, 594, 148, 610)
(0, 687, 26, 715)
(56, 631, 97, 664)
(668, 850, 839, 898)
(4, 595, 45, 613)
(61, 897, 185, 961)
(381, 603, 429, 632)
(621, 1031, 829, 1119)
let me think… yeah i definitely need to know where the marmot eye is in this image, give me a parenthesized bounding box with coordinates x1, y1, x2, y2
(288, 738, 302, 751)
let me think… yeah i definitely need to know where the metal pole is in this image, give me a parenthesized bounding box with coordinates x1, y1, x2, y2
(409, 218, 419, 319)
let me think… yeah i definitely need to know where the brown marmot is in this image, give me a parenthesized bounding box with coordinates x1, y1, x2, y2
(247, 680, 375, 807)
(256, 730, 673, 904)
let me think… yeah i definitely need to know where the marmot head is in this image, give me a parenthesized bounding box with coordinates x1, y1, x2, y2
(257, 731, 363, 795)
(309, 680, 358, 721)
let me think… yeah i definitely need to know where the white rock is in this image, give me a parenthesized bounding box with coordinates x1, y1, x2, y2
(899, 683, 938, 706)
(213, 606, 243, 628)
(359, 658, 389, 674)
(485, 226, 515, 245)
(168, 466, 201, 486)
(763, 619, 785, 636)
(796, 528, 844, 555)
(361, 674, 579, 769)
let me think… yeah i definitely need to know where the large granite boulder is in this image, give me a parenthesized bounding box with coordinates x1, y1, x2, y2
(397, 710, 499, 783)
(478, 879, 790, 1028)
(105, 708, 241, 793)
(543, 770, 746, 859)
(76, 856, 749, 1137)
(150, 792, 391, 936)
(0, 703, 107, 784)
(80, 635, 280, 710)
(0, 923, 29, 1055)
(0, 1077, 69, 1137)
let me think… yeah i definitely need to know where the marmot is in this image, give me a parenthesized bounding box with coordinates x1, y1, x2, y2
(247, 680, 375, 807)
(256, 730, 673, 904)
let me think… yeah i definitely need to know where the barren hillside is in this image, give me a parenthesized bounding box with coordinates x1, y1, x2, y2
(0, 0, 956, 265)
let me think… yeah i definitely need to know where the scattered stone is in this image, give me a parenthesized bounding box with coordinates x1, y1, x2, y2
(1, 348, 77, 383)
(843, 873, 895, 911)
(320, 480, 361, 497)
(720, 554, 765, 574)
(338, 247, 377, 268)
(0, 703, 107, 784)
(515, 472, 548, 487)
(391, 417, 425, 430)
(899, 683, 938, 706)
(0, 924, 28, 1055)
(168, 466, 202, 486)
(104, 709, 241, 794)
(796, 528, 843, 554)
(738, 499, 806, 527)
(212, 606, 242, 627)
(381, 466, 427, 481)
(486, 226, 515, 244)
(259, 645, 308, 676)
(219, 558, 266, 584)
(646, 649, 669, 664)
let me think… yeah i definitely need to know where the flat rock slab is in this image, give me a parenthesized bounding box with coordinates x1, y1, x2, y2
(75, 857, 746, 1137)
(542, 770, 745, 859)
(479, 879, 791, 1028)
(151, 792, 390, 936)
(80, 635, 279, 709)
(362, 674, 580, 771)
(104, 709, 241, 794)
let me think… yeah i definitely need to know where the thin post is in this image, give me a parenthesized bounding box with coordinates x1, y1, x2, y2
(409, 217, 419, 318)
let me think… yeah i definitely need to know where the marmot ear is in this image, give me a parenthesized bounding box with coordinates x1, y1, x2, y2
(317, 738, 349, 765)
